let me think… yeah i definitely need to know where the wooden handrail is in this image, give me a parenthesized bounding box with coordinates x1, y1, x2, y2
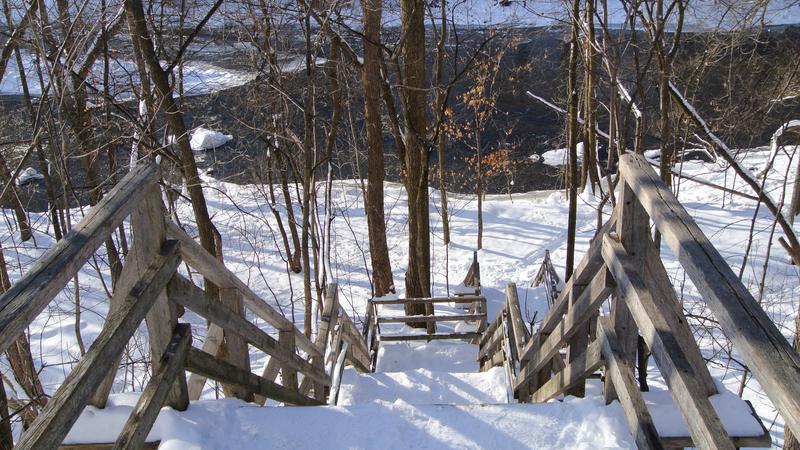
(620, 152, 800, 437)
(165, 220, 322, 359)
(0, 162, 159, 354)
(15, 240, 182, 450)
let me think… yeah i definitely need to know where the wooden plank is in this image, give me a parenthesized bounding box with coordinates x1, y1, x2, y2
(165, 221, 322, 359)
(602, 233, 734, 450)
(113, 324, 191, 450)
(338, 313, 371, 370)
(217, 287, 253, 401)
(565, 283, 591, 398)
(605, 180, 646, 402)
(620, 152, 800, 436)
(479, 305, 507, 348)
(478, 321, 506, 361)
(94, 180, 183, 409)
(15, 240, 182, 450)
(167, 275, 329, 387)
(514, 267, 614, 390)
(532, 214, 617, 340)
(138, 185, 187, 411)
(641, 237, 717, 396)
(278, 330, 298, 391)
(505, 284, 530, 358)
(254, 357, 282, 405)
(379, 332, 482, 342)
(185, 348, 322, 406)
(533, 339, 603, 403)
(0, 162, 158, 354)
(186, 323, 224, 400)
(598, 317, 663, 450)
(659, 400, 771, 448)
(60, 443, 159, 450)
(378, 314, 485, 324)
(370, 295, 485, 305)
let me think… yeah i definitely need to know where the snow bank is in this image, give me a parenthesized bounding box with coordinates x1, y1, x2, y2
(189, 127, 233, 151)
(539, 143, 584, 168)
(15, 167, 44, 186)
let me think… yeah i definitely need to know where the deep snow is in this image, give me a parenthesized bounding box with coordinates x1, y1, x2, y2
(1, 145, 798, 447)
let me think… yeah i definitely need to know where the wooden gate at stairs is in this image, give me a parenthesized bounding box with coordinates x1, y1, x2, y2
(0, 161, 371, 449)
(479, 153, 800, 450)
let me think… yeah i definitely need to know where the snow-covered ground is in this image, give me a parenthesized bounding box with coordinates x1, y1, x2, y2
(0, 51, 255, 98)
(1, 145, 799, 446)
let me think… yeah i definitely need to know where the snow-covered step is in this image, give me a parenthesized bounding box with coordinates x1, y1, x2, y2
(64, 396, 639, 449)
(337, 367, 508, 406)
(376, 340, 480, 372)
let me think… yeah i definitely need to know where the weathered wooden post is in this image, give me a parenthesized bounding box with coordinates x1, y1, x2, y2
(603, 177, 646, 403)
(91, 164, 188, 410)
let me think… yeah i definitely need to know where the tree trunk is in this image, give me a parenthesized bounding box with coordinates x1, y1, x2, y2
(400, 0, 432, 324)
(565, 0, 581, 281)
(361, 0, 394, 298)
(123, 0, 220, 294)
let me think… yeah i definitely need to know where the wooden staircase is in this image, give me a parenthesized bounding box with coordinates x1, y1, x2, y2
(477, 153, 799, 449)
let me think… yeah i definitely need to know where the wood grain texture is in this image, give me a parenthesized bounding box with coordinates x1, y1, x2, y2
(185, 348, 322, 406)
(166, 221, 322, 359)
(16, 240, 181, 450)
(603, 233, 734, 450)
(167, 275, 329, 387)
(0, 162, 158, 354)
(113, 324, 191, 450)
(620, 152, 800, 437)
(598, 317, 663, 450)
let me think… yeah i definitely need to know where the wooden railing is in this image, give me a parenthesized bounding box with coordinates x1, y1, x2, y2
(531, 249, 560, 307)
(364, 254, 487, 362)
(0, 161, 371, 449)
(479, 153, 795, 449)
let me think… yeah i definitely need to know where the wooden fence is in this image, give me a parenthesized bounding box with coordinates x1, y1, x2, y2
(479, 153, 796, 449)
(0, 161, 371, 449)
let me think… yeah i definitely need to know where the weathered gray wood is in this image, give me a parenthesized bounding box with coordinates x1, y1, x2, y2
(659, 400, 770, 448)
(479, 305, 507, 349)
(380, 332, 482, 342)
(338, 312, 372, 371)
(139, 185, 187, 410)
(167, 275, 329, 387)
(185, 348, 322, 406)
(602, 234, 734, 450)
(370, 296, 485, 305)
(641, 237, 717, 396)
(16, 240, 182, 450)
(533, 339, 603, 403)
(278, 330, 298, 391)
(478, 321, 506, 362)
(531, 214, 617, 341)
(254, 357, 282, 405)
(113, 324, 191, 450)
(94, 180, 183, 408)
(565, 283, 591, 397)
(505, 284, 530, 358)
(514, 268, 614, 391)
(165, 221, 322, 359)
(186, 323, 224, 400)
(378, 314, 485, 324)
(216, 288, 252, 401)
(0, 162, 158, 354)
(620, 152, 800, 436)
(598, 317, 663, 450)
(606, 180, 646, 402)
